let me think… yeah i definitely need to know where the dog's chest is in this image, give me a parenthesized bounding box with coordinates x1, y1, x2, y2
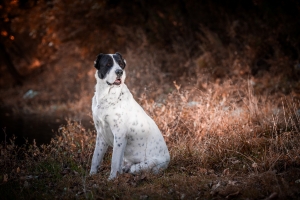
(92, 88, 132, 144)
(93, 88, 129, 114)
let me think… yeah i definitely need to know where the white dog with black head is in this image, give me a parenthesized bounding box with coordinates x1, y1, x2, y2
(90, 52, 170, 180)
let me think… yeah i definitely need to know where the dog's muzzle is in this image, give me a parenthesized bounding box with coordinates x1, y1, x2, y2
(106, 69, 123, 86)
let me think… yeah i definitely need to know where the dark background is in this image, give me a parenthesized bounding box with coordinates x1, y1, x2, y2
(1, 0, 299, 81)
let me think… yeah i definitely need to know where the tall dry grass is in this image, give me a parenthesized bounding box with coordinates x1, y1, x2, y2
(1, 79, 300, 199)
(136, 80, 300, 175)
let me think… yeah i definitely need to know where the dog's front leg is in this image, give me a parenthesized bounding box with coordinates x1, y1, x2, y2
(108, 133, 127, 180)
(90, 133, 108, 175)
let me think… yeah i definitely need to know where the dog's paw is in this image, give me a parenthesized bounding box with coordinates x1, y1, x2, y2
(108, 170, 122, 180)
(107, 175, 115, 181)
(122, 164, 132, 173)
(89, 170, 97, 176)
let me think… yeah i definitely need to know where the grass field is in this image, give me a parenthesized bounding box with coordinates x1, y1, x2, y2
(1, 79, 300, 199)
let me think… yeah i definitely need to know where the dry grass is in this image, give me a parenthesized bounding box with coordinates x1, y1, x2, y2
(1, 79, 300, 199)
(144, 80, 300, 173)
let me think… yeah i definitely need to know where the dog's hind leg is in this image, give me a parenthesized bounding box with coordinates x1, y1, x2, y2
(122, 160, 133, 173)
(90, 134, 108, 175)
(129, 157, 169, 175)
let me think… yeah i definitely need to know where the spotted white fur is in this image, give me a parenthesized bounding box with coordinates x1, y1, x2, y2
(90, 53, 170, 180)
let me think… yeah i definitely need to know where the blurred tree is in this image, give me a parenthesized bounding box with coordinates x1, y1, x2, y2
(1, 0, 300, 84)
(0, 0, 23, 85)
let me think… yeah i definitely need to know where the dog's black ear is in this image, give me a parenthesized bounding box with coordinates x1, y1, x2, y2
(115, 52, 122, 58)
(115, 52, 126, 68)
(94, 53, 103, 70)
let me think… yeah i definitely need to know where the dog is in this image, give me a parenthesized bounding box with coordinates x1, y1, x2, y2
(90, 52, 170, 180)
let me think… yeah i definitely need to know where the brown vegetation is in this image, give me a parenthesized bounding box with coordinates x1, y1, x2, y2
(1, 0, 300, 199)
(1, 85, 300, 198)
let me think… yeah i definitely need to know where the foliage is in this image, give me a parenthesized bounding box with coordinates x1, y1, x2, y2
(1, 83, 300, 199)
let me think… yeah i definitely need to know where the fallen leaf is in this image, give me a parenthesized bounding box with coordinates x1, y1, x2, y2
(252, 162, 258, 168)
(228, 180, 238, 185)
(223, 168, 230, 176)
(231, 160, 240, 164)
(180, 167, 187, 171)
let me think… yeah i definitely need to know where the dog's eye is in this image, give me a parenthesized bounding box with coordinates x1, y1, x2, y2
(118, 61, 124, 68)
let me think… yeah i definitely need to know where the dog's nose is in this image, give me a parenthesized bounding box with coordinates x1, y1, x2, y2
(115, 69, 123, 76)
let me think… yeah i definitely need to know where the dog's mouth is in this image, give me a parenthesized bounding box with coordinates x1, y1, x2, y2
(113, 78, 121, 85)
(106, 78, 122, 86)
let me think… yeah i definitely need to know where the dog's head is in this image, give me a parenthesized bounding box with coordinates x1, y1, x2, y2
(94, 52, 126, 86)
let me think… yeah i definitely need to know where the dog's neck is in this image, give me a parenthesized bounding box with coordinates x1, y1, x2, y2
(94, 78, 124, 105)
